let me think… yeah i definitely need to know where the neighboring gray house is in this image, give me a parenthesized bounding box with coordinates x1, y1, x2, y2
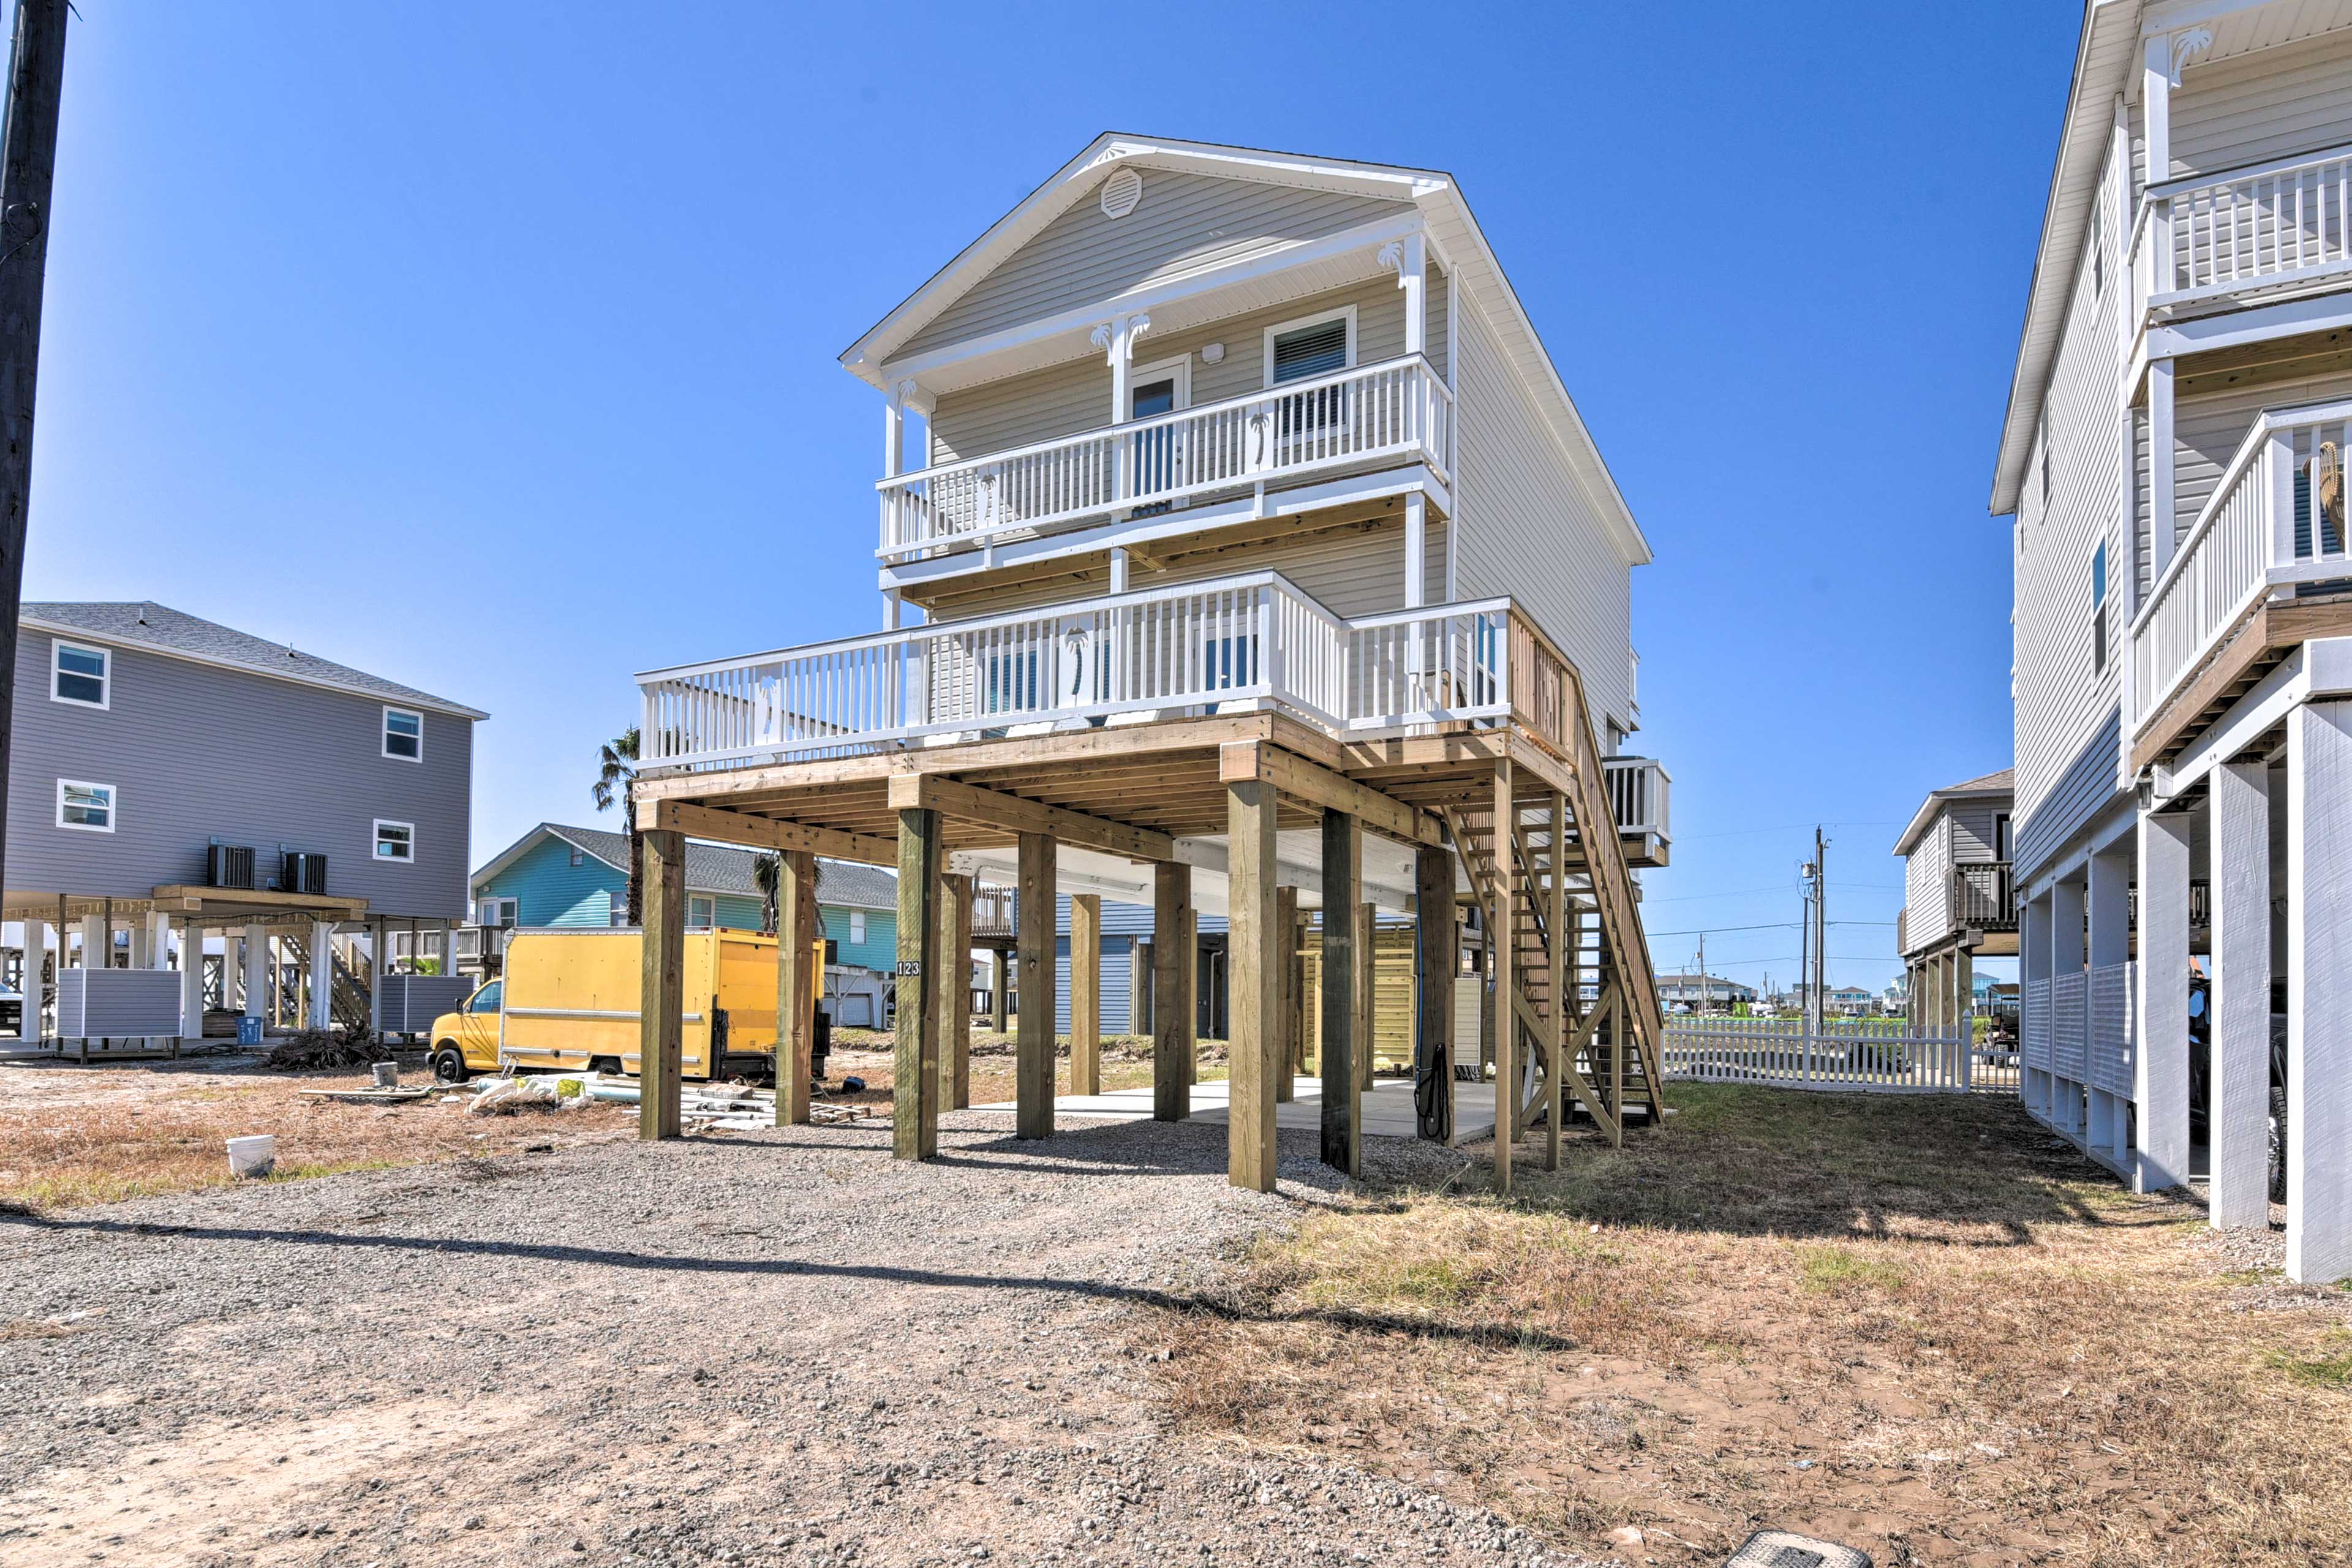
(7, 601, 486, 1046)
(1893, 768, 2014, 1035)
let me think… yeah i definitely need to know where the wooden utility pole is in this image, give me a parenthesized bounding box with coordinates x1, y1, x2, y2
(0, 1, 69, 901)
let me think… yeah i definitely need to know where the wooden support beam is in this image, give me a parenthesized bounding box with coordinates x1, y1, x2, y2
(894, 808, 941, 1160)
(1153, 862, 1191, 1121)
(1227, 778, 1280, 1191)
(775, 850, 816, 1126)
(1182, 905, 1199, 1085)
(1219, 739, 1436, 848)
(1016, 831, 1057, 1140)
(1274, 884, 1298, 1102)
(938, 873, 973, 1110)
(1320, 809, 1361, 1177)
(1413, 841, 1455, 1144)
(1547, 791, 1566, 1174)
(1355, 900, 1376, 1097)
(990, 946, 1008, 1033)
(639, 828, 685, 1141)
(1491, 759, 1514, 1194)
(1071, 894, 1101, 1096)
(888, 772, 1175, 862)
(650, 798, 895, 866)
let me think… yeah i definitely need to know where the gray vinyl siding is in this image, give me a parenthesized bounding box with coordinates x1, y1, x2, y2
(1054, 935, 1137, 1036)
(900, 170, 1411, 360)
(1902, 818, 1952, 957)
(929, 274, 1430, 467)
(7, 631, 473, 916)
(933, 510, 1447, 625)
(2012, 131, 2127, 881)
(1946, 799, 2003, 862)
(2171, 28, 2352, 180)
(1449, 301, 1632, 733)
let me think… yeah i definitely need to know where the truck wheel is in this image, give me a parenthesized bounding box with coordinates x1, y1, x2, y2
(431, 1044, 470, 1084)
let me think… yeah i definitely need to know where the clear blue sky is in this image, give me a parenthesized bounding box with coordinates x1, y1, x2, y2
(28, 2, 2073, 989)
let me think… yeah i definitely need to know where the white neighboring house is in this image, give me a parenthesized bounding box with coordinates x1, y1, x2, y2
(1994, 1, 2352, 1282)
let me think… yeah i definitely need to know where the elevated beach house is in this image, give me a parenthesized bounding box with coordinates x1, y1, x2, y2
(630, 136, 1668, 1189)
(7, 601, 484, 1050)
(1997, 1, 2352, 1280)
(1893, 768, 2015, 1036)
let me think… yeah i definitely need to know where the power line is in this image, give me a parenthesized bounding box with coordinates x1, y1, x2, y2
(1641, 918, 1897, 938)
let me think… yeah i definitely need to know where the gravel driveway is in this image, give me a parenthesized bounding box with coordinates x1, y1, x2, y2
(0, 1110, 1597, 1568)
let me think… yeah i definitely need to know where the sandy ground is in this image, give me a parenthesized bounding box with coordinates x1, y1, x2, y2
(0, 1108, 1599, 1568)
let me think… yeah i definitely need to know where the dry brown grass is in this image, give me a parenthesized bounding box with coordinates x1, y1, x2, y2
(1146, 1086, 2352, 1567)
(0, 1061, 635, 1208)
(829, 1030, 1232, 1110)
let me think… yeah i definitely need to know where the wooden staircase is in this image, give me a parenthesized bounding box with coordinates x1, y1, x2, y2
(1437, 641, 1665, 1185)
(279, 932, 373, 1032)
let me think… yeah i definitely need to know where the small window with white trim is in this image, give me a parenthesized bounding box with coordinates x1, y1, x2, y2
(58, 779, 115, 832)
(688, 895, 715, 930)
(1264, 307, 1355, 388)
(849, 911, 867, 944)
(374, 819, 415, 862)
(52, 641, 108, 708)
(382, 706, 423, 761)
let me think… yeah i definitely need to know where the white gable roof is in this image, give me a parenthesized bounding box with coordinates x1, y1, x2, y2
(840, 133, 1649, 568)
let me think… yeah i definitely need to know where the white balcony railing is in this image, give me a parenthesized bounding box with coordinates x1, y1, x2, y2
(2133, 399, 2352, 725)
(2137, 143, 2352, 307)
(637, 570, 1510, 772)
(1604, 755, 1670, 841)
(878, 355, 1453, 565)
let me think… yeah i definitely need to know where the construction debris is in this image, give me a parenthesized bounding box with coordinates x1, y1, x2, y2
(296, 1087, 435, 1106)
(263, 1028, 391, 1071)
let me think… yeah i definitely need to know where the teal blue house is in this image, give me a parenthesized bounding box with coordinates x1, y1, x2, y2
(469, 823, 900, 975)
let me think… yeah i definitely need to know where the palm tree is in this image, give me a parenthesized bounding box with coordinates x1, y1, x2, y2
(752, 851, 822, 937)
(592, 728, 641, 923)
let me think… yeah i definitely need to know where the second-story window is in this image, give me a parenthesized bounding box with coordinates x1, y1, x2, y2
(53, 641, 108, 708)
(2089, 541, 2109, 674)
(688, 895, 715, 930)
(383, 706, 423, 761)
(849, 911, 867, 945)
(1266, 311, 1353, 386)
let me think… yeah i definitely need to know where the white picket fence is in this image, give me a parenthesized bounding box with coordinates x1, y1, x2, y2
(1662, 1017, 1985, 1094)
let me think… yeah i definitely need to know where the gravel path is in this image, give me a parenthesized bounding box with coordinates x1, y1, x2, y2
(0, 1110, 1599, 1568)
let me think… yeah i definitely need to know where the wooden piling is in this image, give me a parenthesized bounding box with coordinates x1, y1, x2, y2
(1153, 861, 1191, 1121)
(638, 827, 685, 1141)
(1273, 884, 1298, 1102)
(894, 808, 941, 1159)
(1071, 894, 1101, 1096)
(1319, 810, 1360, 1175)
(1227, 778, 1279, 1191)
(1016, 831, 1056, 1140)
(775, 850, 815, 1126)
(1491, 760, 1514, 1194)
(1413, 840, 1455, 1144)
(938, 872, 973, 1110)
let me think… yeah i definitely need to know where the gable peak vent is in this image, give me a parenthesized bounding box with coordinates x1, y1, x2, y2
(1099, 166, 1142, 219)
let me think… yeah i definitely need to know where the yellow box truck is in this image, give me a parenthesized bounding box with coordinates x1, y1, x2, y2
(426, 928, 827, 1085)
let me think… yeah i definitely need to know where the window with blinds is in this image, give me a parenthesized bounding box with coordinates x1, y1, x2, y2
(1270, 317, 1349, 384)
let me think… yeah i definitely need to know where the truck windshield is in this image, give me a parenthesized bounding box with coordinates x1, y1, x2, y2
(467, 981, 503, 1014)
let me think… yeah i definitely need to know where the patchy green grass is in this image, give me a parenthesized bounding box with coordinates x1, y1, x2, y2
(2267, 1332, 2352, 1390)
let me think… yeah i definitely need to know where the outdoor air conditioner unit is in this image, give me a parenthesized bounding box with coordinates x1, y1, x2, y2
(281, 851, 328, 896)
(206, 843, 256, 890)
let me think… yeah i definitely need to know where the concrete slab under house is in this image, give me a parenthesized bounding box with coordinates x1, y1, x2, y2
(628, 135, 1672, 1189)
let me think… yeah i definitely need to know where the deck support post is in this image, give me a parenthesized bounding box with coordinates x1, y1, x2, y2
(990, 948, 1009, 1034)
(1153, 862, 1191, 1121)
(1319, 809, 1361, 1176)
(1354, 901, 1376, 1096)
(1016, 831, 1057, 1140)
(1492, 759, 1515, 1193)
(1547, 791, 1566, 1173)
(1182, 906, 1199, 1085)
(2286, 700, 2352, 1283)
(638, 827, 685, 1141)
(895, 809, 942, 1159)
(242, 922, 266, 1031)
(306, 918, 334, 1031)
(1227, 778, 1280, 1191)
(178, 919, 205, 1049)
(1274, 884, 1298, 1102)
(775, 849, 816, 1126)
(1413, 841, 1455, 1143)
(2211, 760, 2271, 1229)
(937, 872, 973, 1111)
(1071, 894, 1101, 1097)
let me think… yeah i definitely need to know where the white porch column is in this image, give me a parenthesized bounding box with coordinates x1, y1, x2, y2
(20, 918, 45, 1041)
(1109, 546, 1129, 595)
(242, 922, 267, 1025)
(2211, 760, 2272, 1229)
(2136, 810, 2193, 1191)
(2149, 359, 2177, 579)
(179, 921, 206, 1044)
(221, 930, 241, 1011)
(307, 920, 335, 1030)
(883, 380, 907, 479)
(2021, 891, 2052, 1116)
(1389, 231, 1428, 358)
(79, 913, 105, 970)
(1403, 492, 1427, 609)
(2052, 875, 2086, 1136)
(2088, 842, 2133, 1163)
(2286, 702, 2352, 1281)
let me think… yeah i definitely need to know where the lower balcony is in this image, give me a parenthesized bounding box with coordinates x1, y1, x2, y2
(636, 570, 1668, 861)
(2133, 398, 2352, 760)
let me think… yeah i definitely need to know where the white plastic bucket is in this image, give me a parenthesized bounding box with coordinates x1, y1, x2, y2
(225, 1134, 276, 1180)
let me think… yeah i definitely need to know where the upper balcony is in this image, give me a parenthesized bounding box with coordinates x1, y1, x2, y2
(2132, 398, 2352, 760)
(879, 353, 1450, 568)
(2135, 142, 2352, 318)
(635, 568, 1668, 863)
